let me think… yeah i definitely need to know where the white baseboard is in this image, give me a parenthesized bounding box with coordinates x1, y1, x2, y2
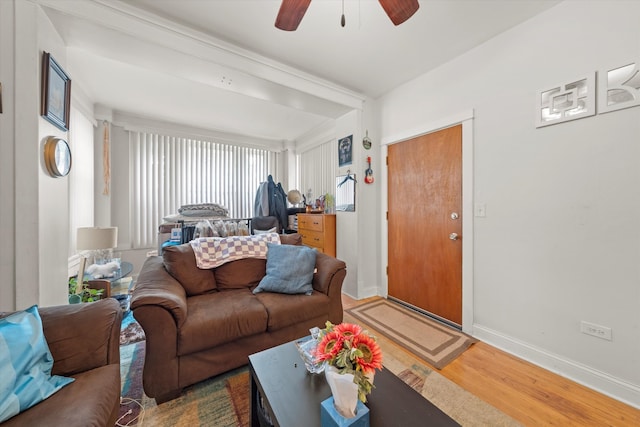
(342, 286, 379, 302)
(473, 324, 640, 409)
(357, 285, 379, 300)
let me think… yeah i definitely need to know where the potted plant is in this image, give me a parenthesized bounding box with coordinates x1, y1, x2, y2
(315, 321, 383, 418)
(68, 277, 105, 303)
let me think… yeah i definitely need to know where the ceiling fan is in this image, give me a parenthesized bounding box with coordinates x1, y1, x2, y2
(275, 0, 420, 31)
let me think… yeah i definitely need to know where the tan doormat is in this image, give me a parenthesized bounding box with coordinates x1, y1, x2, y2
(346, 298, 477, 369)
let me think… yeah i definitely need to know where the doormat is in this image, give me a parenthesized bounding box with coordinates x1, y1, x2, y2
(346, 299, 476, 369)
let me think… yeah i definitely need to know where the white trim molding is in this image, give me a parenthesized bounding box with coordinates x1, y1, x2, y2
(473, 325, 640, 409)
(34, 0, 366, 113)
(379, 109, 475, 334)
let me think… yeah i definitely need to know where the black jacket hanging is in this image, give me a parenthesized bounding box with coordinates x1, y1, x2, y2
(266, 175, 288, 231)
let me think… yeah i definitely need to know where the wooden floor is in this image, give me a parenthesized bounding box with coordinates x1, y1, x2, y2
(342, 295, 640, 426)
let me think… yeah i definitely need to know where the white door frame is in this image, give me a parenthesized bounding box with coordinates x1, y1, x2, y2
(379, 110, 474, 334)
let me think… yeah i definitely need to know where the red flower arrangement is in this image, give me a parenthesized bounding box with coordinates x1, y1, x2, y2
(315, 321, 383, 402)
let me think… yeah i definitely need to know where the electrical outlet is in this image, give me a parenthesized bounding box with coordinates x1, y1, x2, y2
(474, 203, 486, 217)
(580, 321, 612, 341)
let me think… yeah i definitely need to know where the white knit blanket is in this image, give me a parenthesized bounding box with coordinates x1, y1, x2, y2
(190, 233, 281, 269)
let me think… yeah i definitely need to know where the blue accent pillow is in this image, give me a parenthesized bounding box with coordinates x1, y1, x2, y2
(253, 243, 317, 295)
(0, 305, 74, 423)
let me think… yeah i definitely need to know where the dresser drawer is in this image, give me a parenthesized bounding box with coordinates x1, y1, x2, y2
(296, 213, 336, 257)
(300, 230, 325, 248)
(297, 215, 324, 232)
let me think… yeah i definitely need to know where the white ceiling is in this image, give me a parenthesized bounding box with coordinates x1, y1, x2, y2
(38, 0, 561, 146)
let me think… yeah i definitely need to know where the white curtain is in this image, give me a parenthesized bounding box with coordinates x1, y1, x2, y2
(299, 139, 337, 204)
(130, 132, 280, 249)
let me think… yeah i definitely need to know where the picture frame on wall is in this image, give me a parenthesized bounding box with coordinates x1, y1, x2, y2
(41, 51, 71, 131)
(338, 135, 353, 167)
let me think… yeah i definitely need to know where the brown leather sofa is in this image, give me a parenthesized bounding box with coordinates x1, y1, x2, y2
(131, 234, 346, 403)
(0, 298, 122, 426)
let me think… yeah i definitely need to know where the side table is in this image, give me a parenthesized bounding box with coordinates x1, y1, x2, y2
(96, 261, 135, 311)
(110, 276, 135, 312)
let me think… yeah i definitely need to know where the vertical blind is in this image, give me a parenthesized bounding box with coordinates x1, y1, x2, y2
(130, 132, 280, 249)
(299, 140, 338, 203)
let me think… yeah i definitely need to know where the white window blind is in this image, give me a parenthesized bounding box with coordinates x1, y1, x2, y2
(299, 140, 337, 203)
(130, 132, 280, 249)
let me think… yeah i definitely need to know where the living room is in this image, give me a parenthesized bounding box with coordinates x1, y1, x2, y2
(1, 0, 639, 420)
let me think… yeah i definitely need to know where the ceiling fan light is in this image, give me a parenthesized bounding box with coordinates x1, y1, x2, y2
(275, 0, 312, 31)
(378, 0, 420, 26)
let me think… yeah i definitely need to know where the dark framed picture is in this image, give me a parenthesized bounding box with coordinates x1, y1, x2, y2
(338, 135, 353, 167)
(41, 51, 71, 131)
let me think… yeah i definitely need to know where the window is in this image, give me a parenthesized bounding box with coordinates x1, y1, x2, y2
(299, 139, 337, 204)
(130, 131, 281, 248)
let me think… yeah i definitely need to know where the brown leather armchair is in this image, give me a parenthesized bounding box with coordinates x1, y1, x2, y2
(0, 298, 122, 426)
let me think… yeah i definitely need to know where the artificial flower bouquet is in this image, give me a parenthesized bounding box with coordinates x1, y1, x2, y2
(315, 321, 383, 403)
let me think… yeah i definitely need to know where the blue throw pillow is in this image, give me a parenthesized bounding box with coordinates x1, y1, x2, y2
(253, 243, 317, 295)
(0, 305, 74, 423)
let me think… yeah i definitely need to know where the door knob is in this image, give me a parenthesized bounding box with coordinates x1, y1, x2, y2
(450, 212, 459, 220)
(449, 233, 459, 241)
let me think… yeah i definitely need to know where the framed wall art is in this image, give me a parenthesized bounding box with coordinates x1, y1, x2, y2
(338, 135, 353, 167)
(535, 73, 595, 128)
(598, 61, 640, 114)
(41, 51, 71, 131)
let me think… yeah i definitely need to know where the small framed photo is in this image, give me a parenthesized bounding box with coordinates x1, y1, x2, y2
(41, 51, 71, 131)
(338, 135, 353, 167)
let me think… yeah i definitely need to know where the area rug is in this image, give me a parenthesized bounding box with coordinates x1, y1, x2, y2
(118, 327, 519, 426)
(118, 342, 249, 426)
(120, 310, 145, 346)
(346, 299, 477, 369)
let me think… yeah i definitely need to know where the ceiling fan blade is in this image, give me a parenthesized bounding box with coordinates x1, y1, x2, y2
(379, 0, 419, 26)
(275, 0, 312, 31)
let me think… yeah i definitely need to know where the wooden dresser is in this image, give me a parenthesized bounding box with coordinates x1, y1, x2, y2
(297, 213, 336, 257)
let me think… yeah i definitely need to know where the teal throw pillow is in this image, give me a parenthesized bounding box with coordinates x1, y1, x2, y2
(0, 305, 74, 423)
(253, 243, 317, 295)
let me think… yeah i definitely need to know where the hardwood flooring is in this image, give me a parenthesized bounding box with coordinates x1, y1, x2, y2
(342, 295, 640, 426)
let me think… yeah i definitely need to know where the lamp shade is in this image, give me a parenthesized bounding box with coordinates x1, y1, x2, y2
(76, 227, 118, 250)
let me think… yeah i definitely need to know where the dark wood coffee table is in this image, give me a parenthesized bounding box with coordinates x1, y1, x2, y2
(249, 339, 460, 427)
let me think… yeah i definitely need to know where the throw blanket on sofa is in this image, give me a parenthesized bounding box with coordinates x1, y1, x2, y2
(190, 233, 281, 269)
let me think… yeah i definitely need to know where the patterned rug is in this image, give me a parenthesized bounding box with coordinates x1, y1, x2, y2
(120, 311, 145, 346)
(346, 299, 477, 369)
(118, 321, 520, 426)
(118, 342, 249, 426)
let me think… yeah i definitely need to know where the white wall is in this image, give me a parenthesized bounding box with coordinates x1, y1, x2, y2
(0, 0, 17, 310)
(37, 5, 71, 307)
(12, 0, 41, 309)
(0, 1, 76, 310)
(376, 0, 640, 407)
(335, 110, 359, 297)
(4, 1, 68, 310)
(68, 107, 95, 254)
(337, 105, 381, 300)
(357, 100, 381, 299)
